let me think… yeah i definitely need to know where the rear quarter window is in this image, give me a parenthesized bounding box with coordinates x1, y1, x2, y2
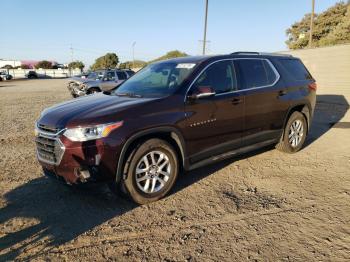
(279, 59, 313, 81)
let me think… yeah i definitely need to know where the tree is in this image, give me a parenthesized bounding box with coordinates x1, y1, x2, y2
(91, 53, 119, 70)
(286, 2, 350, 49)
(1, 65, 13, 69)
(149, 50, 188, 63)
(68, 61, 85, 70)
(20, 64, 31, 69)
(35, 60, 52, 69)
(119, 60, 147, 69)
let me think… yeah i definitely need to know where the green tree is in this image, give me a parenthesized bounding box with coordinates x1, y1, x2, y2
(149, 50, 188, 63)
(286, 2, 349, 49)
(20, 64, 31, 69)
(119, 60, 147, 69)
(319, 4, 350, 46)
(1, 65, 13, 69)
(91, 53, 119, 70)
(35, 60, 52, 69)
(68, 61, 85, 70)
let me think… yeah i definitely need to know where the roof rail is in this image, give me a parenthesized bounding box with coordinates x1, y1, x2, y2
(260, 52, 293, 57)
(231, 51, 260, 55)
(231, 51, 293, 57)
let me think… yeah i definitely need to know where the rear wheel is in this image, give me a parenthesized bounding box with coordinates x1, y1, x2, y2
(111, 138, 179, 204)
(276, 111, 307, 153)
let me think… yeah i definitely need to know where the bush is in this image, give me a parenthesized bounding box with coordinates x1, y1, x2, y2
(20, 64, 31, 69)
(68, 61, 85, 70)
(1, 65, 13, 69)
(35, 60, 52, 69)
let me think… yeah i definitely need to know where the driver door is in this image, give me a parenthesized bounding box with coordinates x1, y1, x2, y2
(184, 60, 245, 164)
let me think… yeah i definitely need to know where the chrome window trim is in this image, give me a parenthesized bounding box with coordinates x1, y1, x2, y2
(184, 58, 281, 101)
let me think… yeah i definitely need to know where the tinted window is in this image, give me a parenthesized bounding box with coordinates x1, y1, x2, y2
(105, 71, 116, 81)
(117, 71, 127, 80)
(238, 59, 277, 89)
(280, 59, 313, 80)
(192, 60, 237, 95)
(126, 70, 135, 76)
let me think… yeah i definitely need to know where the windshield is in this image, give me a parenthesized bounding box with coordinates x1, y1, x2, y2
(113, 62, 196, 98)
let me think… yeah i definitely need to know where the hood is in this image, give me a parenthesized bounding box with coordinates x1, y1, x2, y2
(69, 76, 97, 85)
(38, 93, 156, 128)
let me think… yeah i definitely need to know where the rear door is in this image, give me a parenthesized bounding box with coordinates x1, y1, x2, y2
(116, 71, 128, 85)
(236, 58, 290, 146)
(100, 71, 117, 91)
(184, 60, 245, 163)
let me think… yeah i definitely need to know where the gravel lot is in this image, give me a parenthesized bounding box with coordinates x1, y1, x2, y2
(0, 79, 349, 261)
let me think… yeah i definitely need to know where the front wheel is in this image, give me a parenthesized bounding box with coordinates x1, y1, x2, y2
(114, 138, 179, 204)
(276, 111, 307, 153)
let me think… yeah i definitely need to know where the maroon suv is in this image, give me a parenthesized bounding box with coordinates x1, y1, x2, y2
(35, 52, 316, 204)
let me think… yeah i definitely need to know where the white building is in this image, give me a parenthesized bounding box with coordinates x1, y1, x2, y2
(0, 59, 21, 68)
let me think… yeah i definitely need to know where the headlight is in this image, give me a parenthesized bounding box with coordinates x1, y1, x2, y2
(63, 121, 123, 142)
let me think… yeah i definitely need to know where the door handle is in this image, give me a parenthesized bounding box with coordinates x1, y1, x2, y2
(278, 90, 287, 96)
(231, 98, 242, 105)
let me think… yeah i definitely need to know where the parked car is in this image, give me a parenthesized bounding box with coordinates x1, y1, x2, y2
(67, 69, 134, 97)
(35, 52, 316, 204)
(0, 71, 13, 80)
(26, 71, 38, 79)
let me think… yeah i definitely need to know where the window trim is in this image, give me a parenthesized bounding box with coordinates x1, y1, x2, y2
(185, 58, 280, 101)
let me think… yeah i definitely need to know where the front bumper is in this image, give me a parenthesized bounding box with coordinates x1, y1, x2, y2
(37, 134, 122, 185)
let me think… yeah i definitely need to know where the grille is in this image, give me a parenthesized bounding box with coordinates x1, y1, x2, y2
(37, 124, 60, 134)
(35, 124, 65, 165)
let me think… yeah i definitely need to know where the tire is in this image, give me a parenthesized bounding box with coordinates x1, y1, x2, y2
(113, 138, 179, 205)
(276, 111, 307, 153)
(87, 87, 100, 94)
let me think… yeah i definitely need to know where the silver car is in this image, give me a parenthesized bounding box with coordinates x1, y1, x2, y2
(67, 69, 134, 97)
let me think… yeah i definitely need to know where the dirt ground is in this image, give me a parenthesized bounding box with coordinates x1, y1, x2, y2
(0, 79, 349, 261)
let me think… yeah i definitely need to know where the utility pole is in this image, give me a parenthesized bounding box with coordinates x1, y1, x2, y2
(70, 44, 74, 63)
(69, 44, 74, 76)
(309, 0, 315, 48)
(202, 0, 209, 55)
(132, 42, 136, 68)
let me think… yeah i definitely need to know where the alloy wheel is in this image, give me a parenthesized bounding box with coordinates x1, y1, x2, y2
(135, 150, 171, 194)
(288, 119, 304, 147)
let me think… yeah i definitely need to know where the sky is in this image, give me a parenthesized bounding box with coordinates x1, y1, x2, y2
(0, 0, 342, 66)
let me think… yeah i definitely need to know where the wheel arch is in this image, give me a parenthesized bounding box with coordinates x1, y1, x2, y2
(283, 103, 311, 138)
(115, 127, 187, 184)
(87, 86, 101, 93)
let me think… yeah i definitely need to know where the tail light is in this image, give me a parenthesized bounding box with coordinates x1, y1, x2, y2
(308, 82, 317, 91)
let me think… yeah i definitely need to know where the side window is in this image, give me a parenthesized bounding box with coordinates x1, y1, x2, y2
(279, 59, 313, 80)
(237, 59, 277, 89)
(105, 71, 116, 81)
(117, 71, 127, 80)
(192, 60, 237, 95)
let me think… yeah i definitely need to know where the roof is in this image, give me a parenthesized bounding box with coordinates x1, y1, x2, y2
(153, 52, 294, 65)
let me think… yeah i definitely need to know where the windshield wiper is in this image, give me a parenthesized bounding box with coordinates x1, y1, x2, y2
(116, 92, 143, 98)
